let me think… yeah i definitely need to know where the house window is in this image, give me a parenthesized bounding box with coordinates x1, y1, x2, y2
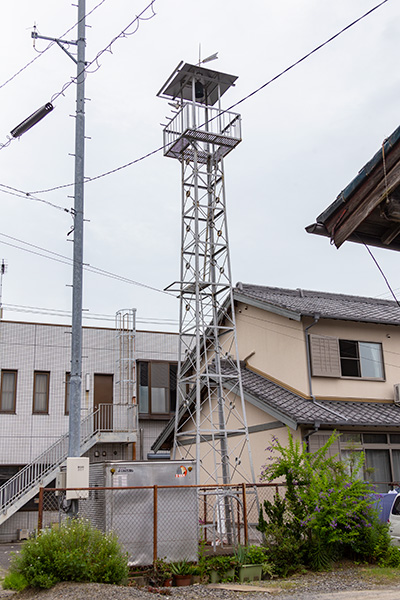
(138, 362, 177, 415)
(309, 335, 384, 379)
(65, 372, 70, 415)
(340, 432, 400, 493)
(0, 370, 17, 413)
(339, 340, 384, 378)
(33, 372, 49, 414)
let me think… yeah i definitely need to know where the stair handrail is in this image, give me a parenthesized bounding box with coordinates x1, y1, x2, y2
(0, 406, 101, 513)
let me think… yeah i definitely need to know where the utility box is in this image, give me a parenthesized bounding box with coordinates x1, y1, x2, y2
(88, 460, 197, 565)
(66, 457, 89, 500)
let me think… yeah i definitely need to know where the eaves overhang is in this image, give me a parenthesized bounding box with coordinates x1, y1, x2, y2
(317, 123, 400, 225)
(306, 123, 400, 251)
(241, 388, 298, 430)
(234, 291, 301, 322)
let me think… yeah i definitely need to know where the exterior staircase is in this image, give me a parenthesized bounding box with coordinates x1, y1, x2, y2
(0, 403, 136, 526)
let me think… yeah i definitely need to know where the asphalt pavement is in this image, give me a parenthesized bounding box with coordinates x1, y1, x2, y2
(310, 591, 400, 600)
(0, 543, 21, 574)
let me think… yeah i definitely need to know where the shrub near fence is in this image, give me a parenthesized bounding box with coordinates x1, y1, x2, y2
(38, 483, 283, 565)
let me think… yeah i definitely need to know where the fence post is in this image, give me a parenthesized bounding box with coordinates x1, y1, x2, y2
(241, 483, 248, 546)
(153, 485, 158, 563)
(37, 486, 44, 532)
(202, 491, 207, 543)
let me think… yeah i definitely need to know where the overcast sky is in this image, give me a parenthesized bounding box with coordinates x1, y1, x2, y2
(0, 0, 399, 331)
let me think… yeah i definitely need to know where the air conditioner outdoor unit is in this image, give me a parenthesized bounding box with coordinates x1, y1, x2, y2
(18, 528, 29, 541)
(394, 384, 400, 406)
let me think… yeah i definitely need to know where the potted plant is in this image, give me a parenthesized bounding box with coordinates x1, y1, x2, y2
(170, 560, 192, 586)
(236, 545, 265, 582)
(204, 555, 238, 583)
(188, 564, 203, 584)
(152, 557, 173, 587)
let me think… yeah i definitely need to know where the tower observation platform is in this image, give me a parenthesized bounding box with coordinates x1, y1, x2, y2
(158, 62, 241, 163)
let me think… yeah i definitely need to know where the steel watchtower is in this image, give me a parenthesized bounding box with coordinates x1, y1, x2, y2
(158, 61, 256, 488)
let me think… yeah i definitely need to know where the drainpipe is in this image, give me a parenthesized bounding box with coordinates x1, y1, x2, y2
(305, 315, 348, 422)
(304, 421, 320, 452)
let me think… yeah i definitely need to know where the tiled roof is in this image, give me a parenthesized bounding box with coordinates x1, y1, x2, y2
(239, 366, 400, 427)
(316, 123, 400, 225)
(151, 362, 400, 453)
(234, 283, 400, 326)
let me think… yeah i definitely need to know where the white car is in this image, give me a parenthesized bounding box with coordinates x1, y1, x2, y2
(388, 493, 400, 546)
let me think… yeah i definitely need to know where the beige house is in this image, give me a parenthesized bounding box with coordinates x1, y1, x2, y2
(154, 284, 400, 490)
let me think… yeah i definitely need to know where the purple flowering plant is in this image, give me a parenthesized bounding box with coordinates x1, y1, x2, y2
(258, 430, 383, 568)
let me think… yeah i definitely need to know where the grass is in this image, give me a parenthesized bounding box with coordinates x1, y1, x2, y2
(359, 565, 400, 585)
(240, 560, 400, 592)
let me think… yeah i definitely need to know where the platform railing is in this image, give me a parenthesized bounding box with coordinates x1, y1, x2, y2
(163, 102, 241, 157)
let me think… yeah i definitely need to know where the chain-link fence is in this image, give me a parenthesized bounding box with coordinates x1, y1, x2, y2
(38, 482, 285, 565)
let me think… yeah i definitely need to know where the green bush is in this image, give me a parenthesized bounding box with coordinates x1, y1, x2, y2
(201, 554, 237, 576)
(379, 545, 400, 568)
(5, 518, 129, 589)
(243, 545, 266, 565)
(258, 430, 390, 572)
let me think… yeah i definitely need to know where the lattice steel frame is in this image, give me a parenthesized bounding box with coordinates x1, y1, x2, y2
(160, 63, 256, 488)
(115, 309, 137, 407)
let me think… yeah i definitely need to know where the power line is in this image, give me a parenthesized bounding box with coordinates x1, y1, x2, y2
(0, 0, 109, 92)
(0, 232, 175, 297)
(50, 0, 156, 104)
(2, 302, 178, 325)
(0, 0, 155, 152)
(0, 184, 71, 213)
(355, 235, 400, 308)
(24, 0, 389, 196)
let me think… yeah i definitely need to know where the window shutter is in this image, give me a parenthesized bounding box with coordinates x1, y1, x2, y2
(151, 363, 169, 387)
(309, 334, 341, 377)
(308, 431, 340, 457)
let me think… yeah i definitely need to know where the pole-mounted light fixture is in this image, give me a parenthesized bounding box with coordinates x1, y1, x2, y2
(10, 102, 54, 138)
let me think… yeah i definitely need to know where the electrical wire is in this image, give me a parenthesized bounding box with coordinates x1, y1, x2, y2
(0, 0, 109, 91)
(354, 234, 400, 308)
(0, 184, 71, 213)
(0, 0, 154, 152)
(49, 0, 156, 104)
(1, 302, 178, 325)
(0, 232, 175, 297)
(24, 0, 389, 195)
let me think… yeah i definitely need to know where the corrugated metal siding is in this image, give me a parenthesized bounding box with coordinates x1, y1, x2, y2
(139, 420, 170, 460)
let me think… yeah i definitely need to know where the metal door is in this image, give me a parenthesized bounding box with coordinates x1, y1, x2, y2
(94, 374, 113, 431)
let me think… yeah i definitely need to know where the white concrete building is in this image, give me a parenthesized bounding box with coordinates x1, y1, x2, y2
(0, 318, 180, 541)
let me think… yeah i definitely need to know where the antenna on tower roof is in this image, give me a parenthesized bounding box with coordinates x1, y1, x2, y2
(201, 52, 218, 64)
(197, 44, 218, 66)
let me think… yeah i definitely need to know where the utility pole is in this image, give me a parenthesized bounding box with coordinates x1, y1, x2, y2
(69, 0, 86, 466)
(32, 1, 86, 513)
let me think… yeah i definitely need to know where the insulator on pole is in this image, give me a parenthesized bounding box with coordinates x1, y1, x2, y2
(10, 102, 54, 138)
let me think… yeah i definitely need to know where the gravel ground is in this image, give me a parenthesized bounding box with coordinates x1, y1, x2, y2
(0, 564, 400, 600)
